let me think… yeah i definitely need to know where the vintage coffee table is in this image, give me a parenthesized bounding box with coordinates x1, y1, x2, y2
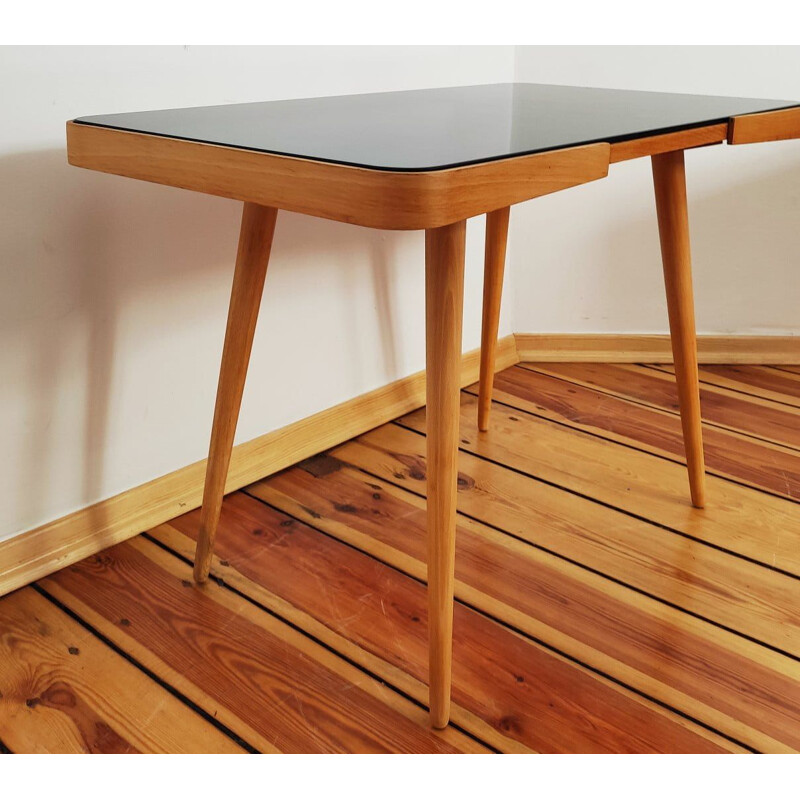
(67, 83, 800, 729)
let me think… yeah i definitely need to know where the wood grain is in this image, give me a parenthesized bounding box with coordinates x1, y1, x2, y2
(513, 334, 800, 364)
(40, 538, 479, 754)
(67, 123, 610, 231)
(478, 206, 511, 431)
(0, 335, 518, 598)
(0, 587, 243, 753)
(664, 365, 800, 410)
(424, 221, 467, 727)
(728, 107, 800, 145)
(156, 491, 737, 753)
(652, 149, 704, 507)
(533, 363, 800, 451)
(327, 422, 800, 656)
(244, 462, 800, 753)
(150, 520, 524, 754)
(609, 124, 727, 163)
(480, 366, 800, 501)
(195, 203, 277, 583)
(395, 394, 800, 577)
(9, 362, 798, 754)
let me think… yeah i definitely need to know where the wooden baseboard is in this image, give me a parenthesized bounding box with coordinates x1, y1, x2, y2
(6, 329, 795, 596)
(0, 336, 519, 597)
(514, 334, 800, 364)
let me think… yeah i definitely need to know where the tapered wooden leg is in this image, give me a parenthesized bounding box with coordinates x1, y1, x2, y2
(425, 220, 466, 729)
(651, 151, 706, 508)
(194, 203, 278, 583)
(478, 206, 511, 432)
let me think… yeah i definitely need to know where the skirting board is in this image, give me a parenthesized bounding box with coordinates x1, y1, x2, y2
(514, 334, 800, 364)
(3, 330, 795, 597)
(0, 336, 519, 598)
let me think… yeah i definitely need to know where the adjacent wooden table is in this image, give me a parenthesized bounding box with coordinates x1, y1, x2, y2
(67, 83, 800, 729)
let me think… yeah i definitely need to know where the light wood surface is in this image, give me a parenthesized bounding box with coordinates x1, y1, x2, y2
(399, 392, 800, 577)
(651, 150, 706, 508)
(7, 361, 798, 753)
(638, 365, 800, 446)
(503, 364, 800, 500)
(478, 206, 511, 431)
(194, 203, 277, 582)
(38, 538, 481, 753)
(0, 336, 517, 598)
(609, 123, 728, 163)
(0, 587, 244, 753)
(160, 489, 738, 753)
(66, 122, 610, 230)
(252, 460, 793, 752)
(424, 220, 467, 728)
(460, 368, 800, 641)
(513, 333, 800, 363)
(286, 419, 800, 751)
(728, 107, 800, 145)
(152, 518, 520, 752)
(677, 364, 800, 409)
(342, 418, 800, 640)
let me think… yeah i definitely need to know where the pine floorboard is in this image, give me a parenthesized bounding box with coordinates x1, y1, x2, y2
(1, 364, 798, 752)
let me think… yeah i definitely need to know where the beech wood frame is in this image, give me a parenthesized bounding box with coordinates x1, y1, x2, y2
(66, 107, 799, 730)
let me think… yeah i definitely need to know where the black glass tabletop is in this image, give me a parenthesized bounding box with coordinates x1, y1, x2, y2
(74, 83, 800, 172)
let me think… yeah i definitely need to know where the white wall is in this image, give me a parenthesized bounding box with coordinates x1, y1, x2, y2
(0, 45, 516, 542)
(512, 46, 800, 335)
(3, 46, 798, 546)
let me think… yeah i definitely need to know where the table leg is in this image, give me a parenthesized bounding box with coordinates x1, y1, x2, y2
(651, 150, 706, 508)
(425, 219, 467, 729)
(194, 203, 278, 583)
(478, 206, 511, 432)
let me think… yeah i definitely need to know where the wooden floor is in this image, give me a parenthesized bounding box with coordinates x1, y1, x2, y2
(2, 363, 800, 753)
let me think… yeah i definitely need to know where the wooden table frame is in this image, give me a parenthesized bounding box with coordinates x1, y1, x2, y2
(66, 104, 800, 729)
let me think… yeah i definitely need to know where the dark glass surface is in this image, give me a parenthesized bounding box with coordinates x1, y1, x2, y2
(75, 83, 800, 172)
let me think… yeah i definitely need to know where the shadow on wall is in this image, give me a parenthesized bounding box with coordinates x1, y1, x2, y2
(599, 151, 800, 333)
(0, 147, 404, 539)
